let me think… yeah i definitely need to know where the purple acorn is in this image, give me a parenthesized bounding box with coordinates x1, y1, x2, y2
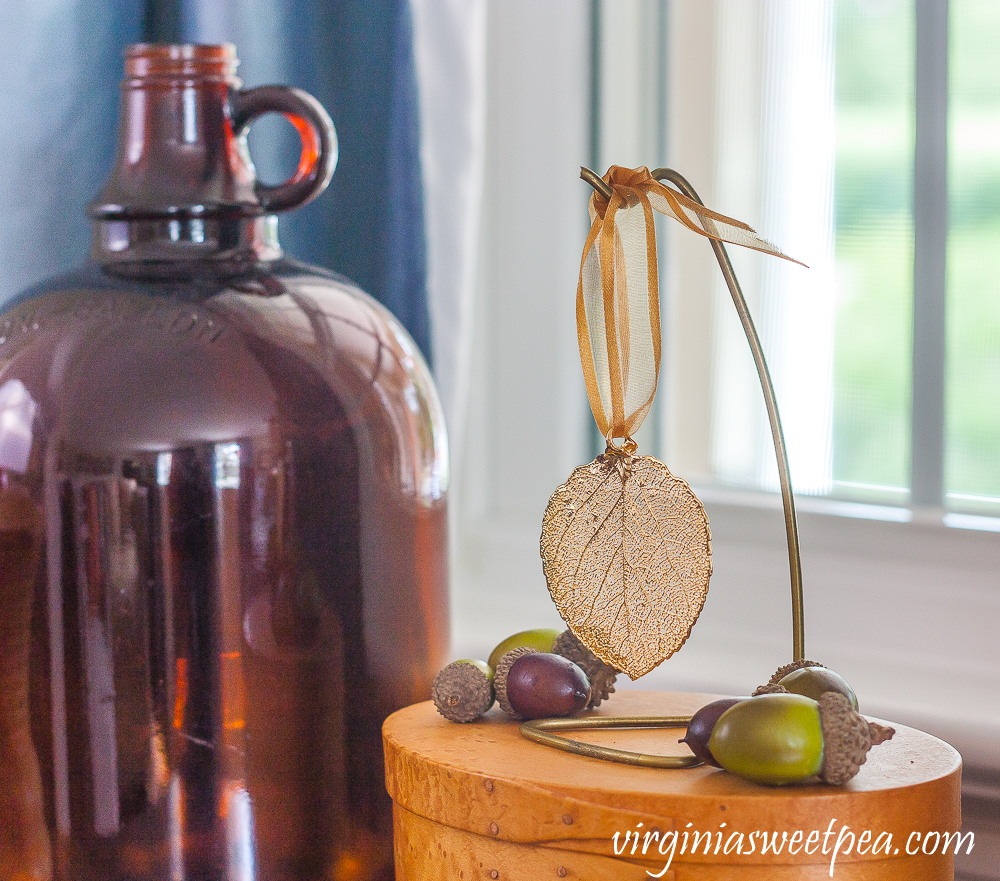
(504, 652, 591, 720)
(679, 697, 746, 767)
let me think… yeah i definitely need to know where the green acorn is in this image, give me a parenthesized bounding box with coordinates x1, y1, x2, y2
(487, 628, 561, 671)
(778, 665, 859, 711)
(709, 692, 894, 786)
(755, 659, 859, 711)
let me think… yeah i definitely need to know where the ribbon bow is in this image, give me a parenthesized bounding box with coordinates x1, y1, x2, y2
(578, 165, 799, 441)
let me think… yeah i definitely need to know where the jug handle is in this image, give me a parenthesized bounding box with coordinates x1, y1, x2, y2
(231, 85, 339, 214)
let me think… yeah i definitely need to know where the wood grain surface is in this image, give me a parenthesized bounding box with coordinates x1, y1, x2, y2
(384, 691, 962, 879)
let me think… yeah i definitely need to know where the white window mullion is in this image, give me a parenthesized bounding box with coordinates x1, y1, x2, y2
(911, 0, 949, 509)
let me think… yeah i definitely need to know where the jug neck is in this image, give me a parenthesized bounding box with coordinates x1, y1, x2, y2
(90, 44, 282, 268)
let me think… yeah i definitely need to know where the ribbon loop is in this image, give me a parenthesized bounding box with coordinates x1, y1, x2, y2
(577, 165, 800, 440)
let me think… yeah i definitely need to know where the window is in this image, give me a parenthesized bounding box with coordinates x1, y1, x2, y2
(663, 0, 1000, 517)
(454, 0, 998, 783)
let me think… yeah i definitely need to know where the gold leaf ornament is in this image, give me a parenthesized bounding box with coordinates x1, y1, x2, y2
(540, 166, 797, 679)
(541, 445, 711, 679)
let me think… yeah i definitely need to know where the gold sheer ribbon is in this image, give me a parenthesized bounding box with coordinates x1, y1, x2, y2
(577, 165, 802, 440)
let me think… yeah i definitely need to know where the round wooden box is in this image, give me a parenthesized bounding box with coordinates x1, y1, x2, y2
(383, 691, 962, 880)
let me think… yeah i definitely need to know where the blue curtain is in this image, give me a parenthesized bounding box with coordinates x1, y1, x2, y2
(0, 1, 432, 363)
(0, 3, 143, 296)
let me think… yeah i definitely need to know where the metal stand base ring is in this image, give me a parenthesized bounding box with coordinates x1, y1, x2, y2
(520, 715, 702, 769)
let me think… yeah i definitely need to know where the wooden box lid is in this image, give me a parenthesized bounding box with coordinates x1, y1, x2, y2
(383, 691, 962, 880)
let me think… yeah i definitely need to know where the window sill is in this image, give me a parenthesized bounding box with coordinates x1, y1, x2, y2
(454, 488, 1000, 773)
(691, 480, 1000, 532)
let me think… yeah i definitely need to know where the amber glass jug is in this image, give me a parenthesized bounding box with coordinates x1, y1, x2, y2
(0, 44, 448, 881)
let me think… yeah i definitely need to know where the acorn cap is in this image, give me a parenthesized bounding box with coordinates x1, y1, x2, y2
(432, 661, 495, 723)
(818, 692, 895, 785)
(767, 659, 826, 686)
(752, 683, 789, 696)
(494, 646, 538, 719)
(553, 629, 619, 708)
